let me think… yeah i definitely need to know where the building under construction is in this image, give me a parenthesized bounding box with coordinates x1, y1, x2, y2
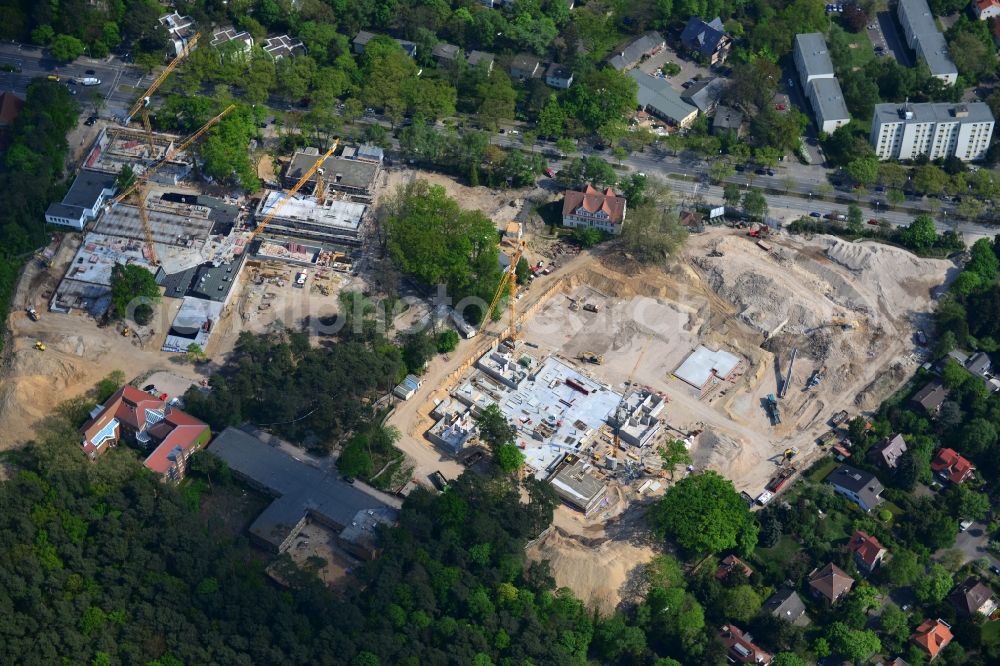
(83, 126, 192, 185)
(253, 191, 368, 246)
(283, 147, 382, 201)
(609, 390, 665, 447)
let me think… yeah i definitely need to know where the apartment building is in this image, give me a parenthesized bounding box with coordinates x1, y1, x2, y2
(793, 33, 851, 134)
(870, 102, 995, 161)
(897, 0, 959, 84)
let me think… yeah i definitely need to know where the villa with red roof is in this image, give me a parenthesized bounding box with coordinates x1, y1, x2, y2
(974, 0, 1000, 20)
(931, 447, 975, 484)
(562, 184, 628, 235)
(911, 618, 953, 660)
(80, 385, 211, 482)
(847, 530, 887, 575)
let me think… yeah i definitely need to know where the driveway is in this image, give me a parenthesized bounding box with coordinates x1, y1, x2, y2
(638, 43, 713, 89)
(876, 10, 913, 67)
(940, 520, 1000, 569)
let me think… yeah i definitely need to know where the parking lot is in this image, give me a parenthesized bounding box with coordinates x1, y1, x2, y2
(874, 10, 912, 67)
(638, 43, 714, 92)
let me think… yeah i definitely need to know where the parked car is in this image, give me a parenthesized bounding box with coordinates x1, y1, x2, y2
(867, 218, 879, 225)
(766, 168, 775, 176)
(84, 116, 97, 126)
(544, 167, 555, 178)
(810, 212, 822, 218)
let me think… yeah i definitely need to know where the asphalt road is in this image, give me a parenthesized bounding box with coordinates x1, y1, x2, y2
(0, 43, 144, 117)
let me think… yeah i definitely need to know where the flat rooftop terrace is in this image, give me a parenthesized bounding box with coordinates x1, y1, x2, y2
(257, 192, 367, 232)
(95, 203, 215, 247)
(60, 232, 156, 285)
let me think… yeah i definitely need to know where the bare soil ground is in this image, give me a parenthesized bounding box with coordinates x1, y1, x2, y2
(282, 521, 360, 589)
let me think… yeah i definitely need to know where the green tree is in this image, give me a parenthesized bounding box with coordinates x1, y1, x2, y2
(900, 215, 938, 251)
(968, 238, 999, 282)
(658, 439, 691, 479)
(110, 264, 160, 320)
(619, 200, 688, 264)
(846, 156, 879, 187)
(742, 189, 768, 221)
(559, 156, 616, 189)
(436, 329, 460, 353)
(515, 257, 531, 285)
(723, 183, 742, 208)
(913, 164, 949, 196)
(537, 98, 566, 138)
(50, 34, 86, 62)
(651, 471, 758, 556)
(847, 204, 864, 234)
(879, 603, 911, 653)
(476, 404, 520, 472)
(914, 562, 953, 603)
(495, 444, 525, 475)
(826, 622, 881, 662)
(772, 654, 808, 666)
(709, 160, 736, 184)
(722, 585, 762, 623)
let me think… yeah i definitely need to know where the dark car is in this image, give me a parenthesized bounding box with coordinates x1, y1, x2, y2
(810, 211, 822, 218)
(84, 116, 97, 126)
(766, 168, 775, 176)
(463, 451, 484, 466)
(342, 476, 355, 485)
(85, 69, 96, 75)
(143, 384, 156, 391)
(754, 168, 767, 175)
(992, 565, 1000, 576)
(735, 164, 746, 172)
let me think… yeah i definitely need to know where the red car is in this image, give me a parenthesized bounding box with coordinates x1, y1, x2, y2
(867, 218, 879, 225)
(544, 167, 555, 177)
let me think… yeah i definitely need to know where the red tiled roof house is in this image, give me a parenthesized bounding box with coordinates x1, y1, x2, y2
(911, 618, 953, 661)
(931, 447, 975, 484)
(719, 625, 773, 665)
(808, 562, 855, 604)
(80, 385, 210, 482)
(562, 184, 628, 236)
(847, 530, 887, 575)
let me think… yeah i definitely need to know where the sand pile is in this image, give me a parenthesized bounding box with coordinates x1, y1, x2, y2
(526, 527, 655, 614)
(694, 429, 765, 479)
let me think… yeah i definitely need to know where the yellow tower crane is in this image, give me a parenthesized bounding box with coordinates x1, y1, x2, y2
(248, 139, 339, 242)
(109, 104, 236, 265)
(124, 32, 201, 153)
(484, 239, 525, 341)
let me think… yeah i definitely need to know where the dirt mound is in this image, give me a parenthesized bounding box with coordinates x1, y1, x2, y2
(854, 361, 909, 411)
(526, 527, 655, 614)
(693, 429, 765, 479)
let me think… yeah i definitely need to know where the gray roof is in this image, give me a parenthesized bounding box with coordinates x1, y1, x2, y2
(680, 17, 728, 57)
(681, 77, 727, 113)
(873, 102, 995, 126)
(629, 69, 698, 124)
(208, 427, 398, 550)
(828, 464, 884, 509)
(549, 455, 607, 511)
(45, 202, 86, 221)
(713, 105, 743, 131)
(159, 253, 244, 302)
(545, 62, 573, 81)
(795, 33, 834, 79)
(949, 577, 997, 616)
(914, 30, 957, 78)
(356, 144, 384, 161)
(510, 53, 542, 75)
(285, 152, 379, 190)
(63, 168, 117, 209)
(763, 587, 809, 626)
(353, 30, 375, 46)
(809, 77, 850, 124)
(869, 433, 908, 469)
(608, 31, 665, 70)
(967, 352, 992, 375)
(911, 380, 949, 411)
(467, 50, 495, 68)
(432, 42, 461, 61)
(898, 0, 939, 40)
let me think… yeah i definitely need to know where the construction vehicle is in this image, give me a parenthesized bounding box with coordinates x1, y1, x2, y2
(25, 307, 39, 322)
(747, 223, 770, 238)
(765, 393, 781, 424)
(110, 105, 236, 266)
(830, 317, 857, 330)
(582, 303, 599, 313)
(248, 139, 340, 243)
(124, 32, 201, 152)
(34, 340, 45, 351)
(484, 239, 526, 341)
(830, 410, 849, 427)
(783, 447, 799, 460)
(778, 347, 796, 398)
(766, 466, 796, 492)
(806, 365, 826, 389)
(121, 327, 131, 337)
(756, 490, 774, 505)
(578, 351, 604, 365)
(569, 299, 580, 311)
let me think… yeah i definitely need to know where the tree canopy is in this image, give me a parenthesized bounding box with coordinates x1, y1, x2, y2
(651, 471, 758, 556)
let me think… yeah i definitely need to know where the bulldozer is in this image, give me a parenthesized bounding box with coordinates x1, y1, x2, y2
(578, 351, 604, 365)
(122, 326, 131, 337)
(34, 341, 45, 351)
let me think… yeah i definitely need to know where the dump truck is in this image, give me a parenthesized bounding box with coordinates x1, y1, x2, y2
(582, 303, 598, 313)
(25, 307, 39, 322)
(766, 466, 796, 492)
(578, 351, 604, 365)
(830, 410, 849, 426)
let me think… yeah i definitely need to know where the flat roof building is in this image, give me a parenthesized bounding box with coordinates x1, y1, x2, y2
(793, 33, 835, 89)
(806, 76, 851, 134)
(629, 69, 699, 128)
(208, 427, 399, 553)
(210, 27, 254, 56)
(254, 192, 368, 245)
(548, 454, 608, 514)
(871, 102, 994, 161)
(897, 0, 959, 83)
(284, 149, 381, 199)
(263, 34, 305, 59)
(45, 169, 118, 230)
(674, 345, 743, 391)
(610, 389, 665, 447)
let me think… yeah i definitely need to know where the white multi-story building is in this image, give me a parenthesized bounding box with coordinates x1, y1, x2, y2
(897, 0, 958, 84)
(793, 33, 851, 134)
(870, 102, 995, 161)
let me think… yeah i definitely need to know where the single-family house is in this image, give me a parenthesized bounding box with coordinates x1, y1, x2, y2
(827, 464, 884, 512)
(974, 0, 1000, 20)
(544, 62, 574, 89)
(868, 433, 908, 470)
(847, 530, 887, 575)
(562, 184, 627, 235)
(931, 447, 975, 484)
(158, 12, 196, 58)
(680, 16, 732, 64)
(467, 50, 495, 74)
(911, 380, 948, 414)
(715, 554, 753, 582)
(353, 31, 416, 57)
(510, 53, 543, 80)
(210, 27, 254, 58)
(719, 625, 773, 665)
(763, 587, 810, 626)
(911, 618, 953, 661)
(608, 32, 665, 71)
(948, 577, 998, 617)
(713, 105, 743, 135)
(967, 351, 992, 376)
(80, 385, 211, 482)
(808, 562, 855, 604)
(432, 42, 462, 65)
(629, 69, 699, 128)
(680, 77, 727, 114)
(263, 35, 306, 60)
